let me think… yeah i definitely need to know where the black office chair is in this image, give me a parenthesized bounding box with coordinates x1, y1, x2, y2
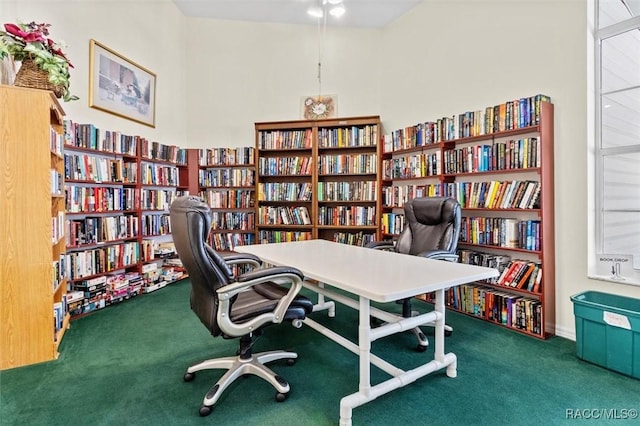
(369, 196, 461, 351)
(169, 196, 313, 416)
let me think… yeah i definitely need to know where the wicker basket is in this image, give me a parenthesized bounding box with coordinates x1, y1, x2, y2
(14, 58, 64, 98)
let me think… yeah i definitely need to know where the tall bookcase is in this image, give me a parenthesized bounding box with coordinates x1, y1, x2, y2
(0, 85, 69, 369)
(63, 123, 189, 316)
(137, 138, 185, 290)
(198, 147, 257, 251)
(64, 126, 140, 313)
(382, 96, 555, 339)
(255, 116, 382, 246)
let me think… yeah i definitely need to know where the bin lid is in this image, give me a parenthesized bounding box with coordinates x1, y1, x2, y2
(571, 291, 640, 316)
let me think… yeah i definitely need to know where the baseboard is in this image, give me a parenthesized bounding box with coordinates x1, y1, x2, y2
(554, 325, 576, 341)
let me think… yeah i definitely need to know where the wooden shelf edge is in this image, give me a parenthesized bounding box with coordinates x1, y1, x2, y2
(54, 313, 71, 352)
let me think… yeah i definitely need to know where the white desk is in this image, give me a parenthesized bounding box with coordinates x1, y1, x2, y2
(236, 239, 498, 425)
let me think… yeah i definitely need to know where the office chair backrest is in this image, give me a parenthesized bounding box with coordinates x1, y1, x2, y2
(170, 196, 233, 337)
(396, 197, 461, 256)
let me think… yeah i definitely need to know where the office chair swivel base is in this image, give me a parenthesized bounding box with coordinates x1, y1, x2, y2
(184, 350, 297, 416)
(402, 298, 454, 351)
(411, 327, 429, 352)
(409, 324, 452, 351)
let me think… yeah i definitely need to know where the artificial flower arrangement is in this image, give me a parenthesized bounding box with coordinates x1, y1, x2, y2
(0, 21, 78, 101)
(303, 96, 335, 120)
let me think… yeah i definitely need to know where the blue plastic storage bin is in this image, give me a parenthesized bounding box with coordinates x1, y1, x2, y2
(571, 291, 640, 379)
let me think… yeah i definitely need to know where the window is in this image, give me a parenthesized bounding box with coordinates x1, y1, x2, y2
(591, 0, 640, 284)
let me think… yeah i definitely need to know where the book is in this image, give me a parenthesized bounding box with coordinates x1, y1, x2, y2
(518, 181, 537, 209)
(514, 262, 536, 289)
(503, 218, 519, 248)
(526, 263, 541, 291)
(509, 181, 528, 209)
(500, 180, 517, 209)
(532, 267, 543, 293)
(504, 260, 529, 287)
(484, 181, 499, 208)
(497, 260, 520, 286)
(491, 181, 508, 209)
(527, 182, 542, 209)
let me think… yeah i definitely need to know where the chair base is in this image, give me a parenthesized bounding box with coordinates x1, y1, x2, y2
(413, 322, 454, 350)
(403, 299, 453, 351)
(185, 336, 297, 416)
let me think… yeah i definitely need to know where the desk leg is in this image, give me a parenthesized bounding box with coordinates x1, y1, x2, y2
(339, 297, 372, 426)
(307, 281, 336, 317)
(435, 288, 457, 378)
(314, 288, 457, 425)
(358, 297, 372, 394)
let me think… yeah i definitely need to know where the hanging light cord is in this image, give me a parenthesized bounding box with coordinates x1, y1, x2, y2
(316, 2, 328, 100)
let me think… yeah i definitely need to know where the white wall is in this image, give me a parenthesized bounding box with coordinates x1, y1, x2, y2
(2, 0, 188, 146)
(3, 0, 640, 339)
(184, 18, 381, 147)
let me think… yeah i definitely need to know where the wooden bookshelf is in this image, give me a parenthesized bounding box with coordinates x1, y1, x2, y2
(197, 147, 257, 251)
(63, 124, 189, 315)
(255, 115, 382, 246)
(0, 85, 69, 369)
(177, 148, 199, 196)
(382, 96, 555, 339)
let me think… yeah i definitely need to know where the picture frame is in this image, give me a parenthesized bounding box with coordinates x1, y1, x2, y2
(89, 39, 156, 127)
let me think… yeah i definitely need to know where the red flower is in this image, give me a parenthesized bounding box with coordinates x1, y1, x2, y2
(4, 23, 44, 42)
(46, 38, 73, 68)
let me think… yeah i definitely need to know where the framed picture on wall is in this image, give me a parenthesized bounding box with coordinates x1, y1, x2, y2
(89, 39, 156, 127)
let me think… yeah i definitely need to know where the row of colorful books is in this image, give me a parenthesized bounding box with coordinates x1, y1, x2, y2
(383, 94, 551, 152)
(199, 147, 255, 166)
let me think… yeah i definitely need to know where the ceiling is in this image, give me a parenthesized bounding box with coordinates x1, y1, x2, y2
(172, 0, 423, 28)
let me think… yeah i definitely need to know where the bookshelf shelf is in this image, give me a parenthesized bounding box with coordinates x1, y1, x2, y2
(63, 125, 189, 315)
(461, 207, 542, 212)
(442, 168, 541, 178)
(65, 263, 140, 283)
(317, 225, 379, 230)
(258, 224, 314, 229)
(319, 200, 377, 204)
(458, 242, 542, 254)
(255, 116, 382, 246)
(197, 147, 257, 251)
(1, 85, 69, 370)
(383, 96, 554, 339)
(201, 185, 255, 189)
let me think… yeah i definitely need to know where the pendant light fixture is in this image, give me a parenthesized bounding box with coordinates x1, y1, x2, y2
(305, 0, 346, 119)
(307, 0, 347, 20)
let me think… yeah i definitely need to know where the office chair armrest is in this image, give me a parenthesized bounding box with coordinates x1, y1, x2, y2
(216, 266, 305, 336)
(417, 250, 459, 262)
(221, 253, 263, 268)
(236, 266, 304, 283)
(366, 241, 395, 251)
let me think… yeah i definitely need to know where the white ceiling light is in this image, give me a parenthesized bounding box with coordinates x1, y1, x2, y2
(307, 6, 324, 18)
(329, 3, 345, 17)
(307, 0, 346, 20)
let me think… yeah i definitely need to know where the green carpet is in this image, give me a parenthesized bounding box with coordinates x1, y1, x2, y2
(1, 279, 639, 425)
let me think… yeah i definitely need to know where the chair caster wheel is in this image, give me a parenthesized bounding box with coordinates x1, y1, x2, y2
(184, 372, 195, 382)
(275, 392, 288, 402)
(286, 358, 296, 366)
(445, 330, 453, 337)
(199, 405, 212, 416)
(416, 344, 428, 352)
